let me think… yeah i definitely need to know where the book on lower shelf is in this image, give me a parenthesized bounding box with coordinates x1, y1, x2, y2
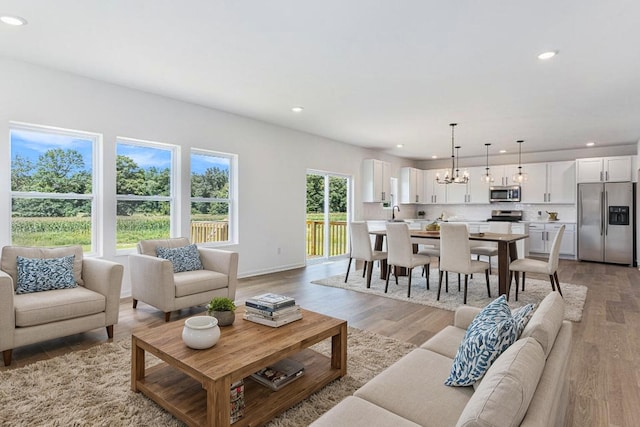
(230, 379, 245, 424)
(243, 309, 302, 327)
(250, 358, 305, 391)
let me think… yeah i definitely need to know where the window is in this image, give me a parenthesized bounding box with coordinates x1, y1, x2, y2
(190, 150, 235, 244)
(116, 139, 176, 250)
(10, 124, 98, 253)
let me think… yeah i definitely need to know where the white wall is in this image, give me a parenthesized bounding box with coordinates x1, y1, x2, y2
(0, 58, 414, 295)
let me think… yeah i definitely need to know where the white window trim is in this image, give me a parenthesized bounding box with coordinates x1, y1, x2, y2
(9, 122, 101, 256)
(115, 137, 179, 255)
(190, 148, 237, 246)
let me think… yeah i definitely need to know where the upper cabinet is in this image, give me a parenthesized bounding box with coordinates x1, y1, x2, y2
(362, 159, 391, 203)
(520, 161, 576, 204)
(445, 166, 490, 204)
(576, 156, 633, 183)
(423, 169, 447, 204)
(492, 164, 521, 186)
(399, 167, 424, 204)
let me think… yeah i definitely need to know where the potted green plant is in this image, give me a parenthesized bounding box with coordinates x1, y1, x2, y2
(206, 297, 236, 326)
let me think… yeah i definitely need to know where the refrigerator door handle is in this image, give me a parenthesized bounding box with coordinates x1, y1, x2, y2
(605, 191, 608, 236)
(600, 191, 605, 236)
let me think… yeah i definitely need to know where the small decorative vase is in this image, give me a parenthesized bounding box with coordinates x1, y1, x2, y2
(182, 316, 220, 349)
(210, 310, 235, 326)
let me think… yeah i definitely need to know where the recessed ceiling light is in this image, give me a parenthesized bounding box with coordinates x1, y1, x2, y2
(396, 144, 404, 148)
(586, 142, 595, 147)
(431, 155, 438, 159)
(291, 106, 304, 113)
(0, 15, 27, 26)
(537, 51, 558, 60)
(499, 149, 507, 154)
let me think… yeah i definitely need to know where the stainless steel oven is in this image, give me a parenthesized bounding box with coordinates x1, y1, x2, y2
(489, 186, 521, 202)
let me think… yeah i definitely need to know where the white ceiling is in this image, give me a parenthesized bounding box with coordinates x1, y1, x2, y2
(1, 0, 639, 160)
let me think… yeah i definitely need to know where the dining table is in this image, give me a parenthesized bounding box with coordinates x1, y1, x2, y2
(370, 229, 529, 298)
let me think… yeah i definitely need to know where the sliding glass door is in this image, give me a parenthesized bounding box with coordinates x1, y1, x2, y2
(306, 171, 350, 261)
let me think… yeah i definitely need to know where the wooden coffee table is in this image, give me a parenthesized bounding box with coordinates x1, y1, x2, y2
(131, 307, 347, 426)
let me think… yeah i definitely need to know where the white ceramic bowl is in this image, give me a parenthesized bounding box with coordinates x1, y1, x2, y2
(182, 316, 220, 349)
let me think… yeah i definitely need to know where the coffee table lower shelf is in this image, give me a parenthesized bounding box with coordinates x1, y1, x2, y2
(136, 348, 340, 427)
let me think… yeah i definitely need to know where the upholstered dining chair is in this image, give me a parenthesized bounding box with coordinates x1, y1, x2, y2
(345, 221, 387, 288)
(509, 225, 565, 301)
(416, 240, 440, 278)
(385, 223, 430, 298)
(438, 223, 491, 304)
(470, 221, 512, 274)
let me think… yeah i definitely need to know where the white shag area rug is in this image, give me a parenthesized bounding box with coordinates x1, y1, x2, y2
(0, 327, 415, 426)
(312, 269, 587, 322)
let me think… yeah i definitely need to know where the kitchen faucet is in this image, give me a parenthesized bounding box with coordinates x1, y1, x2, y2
(392, 205, 400, 220)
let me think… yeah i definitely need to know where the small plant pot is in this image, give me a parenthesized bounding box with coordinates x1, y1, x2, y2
(182, 316, 220, 349)
(210, 310, 235, 326)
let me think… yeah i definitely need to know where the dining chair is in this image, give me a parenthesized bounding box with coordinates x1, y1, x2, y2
(470, 221, 512, 274)
(509, 225, 565, 301)
(385, 223, 430, 298)
(345, 221, 387, 288)
(415, 239, 440, 278)
(438, 223, 491, 304)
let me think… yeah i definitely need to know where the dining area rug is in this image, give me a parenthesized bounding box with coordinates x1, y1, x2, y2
(311, 268, 587, 322)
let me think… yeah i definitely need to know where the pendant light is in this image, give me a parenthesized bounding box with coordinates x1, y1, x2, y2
(481, 143, 494, 183)
(512, 140, 528, 183)
(437, 123, 469, 184)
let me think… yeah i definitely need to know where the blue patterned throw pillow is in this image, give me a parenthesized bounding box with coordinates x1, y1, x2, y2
(513, 303, 535, 337)
(16, 255, 78, 294)
(156, 244, 203, 273)
(445, 295, 519, 386)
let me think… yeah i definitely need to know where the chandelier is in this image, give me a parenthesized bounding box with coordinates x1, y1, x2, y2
(512, 140, 528, 183)
(481, 143, 494, 183)
(436, 123, 469, 184)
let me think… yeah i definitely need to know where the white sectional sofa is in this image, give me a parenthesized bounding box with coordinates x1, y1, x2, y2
(312, 292, 571, 427)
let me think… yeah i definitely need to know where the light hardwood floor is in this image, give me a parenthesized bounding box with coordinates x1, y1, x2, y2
(2, 258, 639, 426)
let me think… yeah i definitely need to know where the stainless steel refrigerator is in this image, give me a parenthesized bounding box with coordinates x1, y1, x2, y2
(578, 182, 634, 265)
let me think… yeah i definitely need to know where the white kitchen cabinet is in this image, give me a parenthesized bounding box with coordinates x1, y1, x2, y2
(576, 156, 633, 183)
(423, 169, 447, 204)
(400, 167, 424, 204)
(362, 159, 391, 203)
(445, 166, 490, 204)
(493, 164, 521, 186)
(520, 161, 575, 204)
(528, 223, 575, 257)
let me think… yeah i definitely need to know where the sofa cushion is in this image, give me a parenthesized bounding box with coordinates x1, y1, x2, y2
(174, 270, 229, 297)
(520, 292, 565, 357)
(456, 337, 545, 427)
(16, 255, 77, 294)
(310, 396, 421, 427)
(157, 244, 203, 273)
(137, 237, 190, 256)
(14, 286, 106, 327)
(420, 325, 466, 359)
(1, 245, 84, 288)
(355, 348, 474, 426)
(446, 296, 519, 386)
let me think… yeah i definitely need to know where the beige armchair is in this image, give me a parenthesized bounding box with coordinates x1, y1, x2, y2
(129, 238, 238, 322)
(0, 245, 124, 366)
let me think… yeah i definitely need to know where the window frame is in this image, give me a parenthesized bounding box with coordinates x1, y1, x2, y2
(115, 137, 179, 254)
(9, 122, 101, 255)
(190, 148, 237, 246)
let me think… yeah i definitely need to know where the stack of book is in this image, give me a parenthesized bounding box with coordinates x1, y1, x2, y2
(229, 379, 245, 424)
(244, 293, 302, 327)
(250, 357, 305, 391)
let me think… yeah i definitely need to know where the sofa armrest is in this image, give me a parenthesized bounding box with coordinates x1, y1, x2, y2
(0, 271, 16, 352)
(128, 253, 177, 312)
(454, 305, 481, 329)
(82, 258, 124, 326)
(198, 248, 239, 299)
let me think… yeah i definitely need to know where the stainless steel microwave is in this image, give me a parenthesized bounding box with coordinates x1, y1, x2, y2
(489, 186, 521, 202)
